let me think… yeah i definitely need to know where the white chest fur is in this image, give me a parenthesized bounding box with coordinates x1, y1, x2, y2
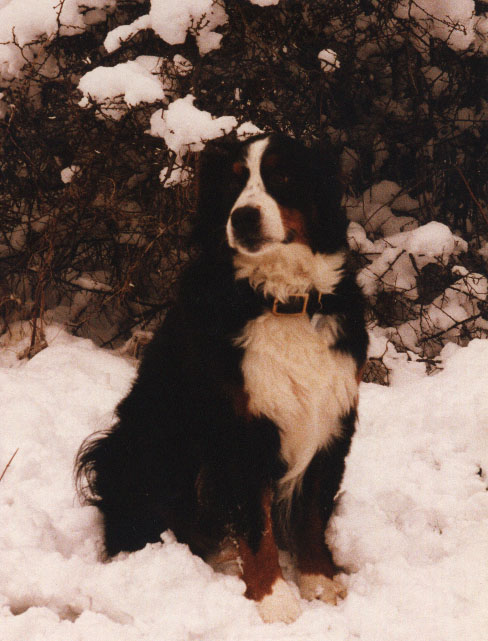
(237, 311, 358, 503)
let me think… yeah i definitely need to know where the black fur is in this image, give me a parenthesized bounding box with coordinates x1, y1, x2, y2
(76, 134, 368, 560)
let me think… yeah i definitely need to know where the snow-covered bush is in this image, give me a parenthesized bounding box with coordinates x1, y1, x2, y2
(1, 0, 488, 371)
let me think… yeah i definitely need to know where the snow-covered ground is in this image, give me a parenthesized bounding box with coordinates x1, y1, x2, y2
(1, 325, 487, 641)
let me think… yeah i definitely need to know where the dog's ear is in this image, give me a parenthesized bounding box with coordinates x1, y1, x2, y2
(191, 141, 239, 250)
(197, 140, 238, 198)
(309, 142, 348, 254)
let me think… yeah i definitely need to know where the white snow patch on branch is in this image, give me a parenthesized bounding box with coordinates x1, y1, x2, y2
(149, 94, 237, 155)
(318, 49, 340, 72)
(248, 0, 280, 6)
(394, 0, 477, 52)
(103, 14, 151, 53)
(392, 270, 488, 355)
(0, 0, 86, 78)
(104, 0, 228, 56)
(345, 180, 419, 236)
(358, 221, 468, 299)
(236, 121, 264, 139)
(78, 59, 166, 119)
(60, 165, 81, 184)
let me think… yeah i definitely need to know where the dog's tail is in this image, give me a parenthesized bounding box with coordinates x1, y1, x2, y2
(74, 430, 113, 507)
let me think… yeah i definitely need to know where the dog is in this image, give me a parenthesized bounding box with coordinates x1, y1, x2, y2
(76, 133, 368, 624)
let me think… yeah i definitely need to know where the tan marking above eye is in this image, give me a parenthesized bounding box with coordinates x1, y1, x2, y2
(262, 153, 279, 168)
(232, 161, 245, 175)
(279, 206, 309, 245)
(263, 160, 290, 183)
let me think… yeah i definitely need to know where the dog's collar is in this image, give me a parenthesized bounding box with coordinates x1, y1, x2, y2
(264, 290, 328, 317)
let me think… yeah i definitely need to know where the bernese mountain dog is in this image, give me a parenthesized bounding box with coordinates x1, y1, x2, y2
(76, 133, 368, 624)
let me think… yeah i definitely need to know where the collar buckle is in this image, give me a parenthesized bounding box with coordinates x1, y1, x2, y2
(272, 293, 311, 316)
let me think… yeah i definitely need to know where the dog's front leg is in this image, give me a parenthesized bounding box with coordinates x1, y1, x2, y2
(293, 450, 349, 605)
(295, 523, 347, 605)
(238, 488, 301, 624)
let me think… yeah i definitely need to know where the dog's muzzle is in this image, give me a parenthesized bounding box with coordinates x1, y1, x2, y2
(229, 206, 265, 253)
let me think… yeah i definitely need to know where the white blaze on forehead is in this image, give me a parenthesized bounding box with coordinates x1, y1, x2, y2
(226, 137, 286, 251)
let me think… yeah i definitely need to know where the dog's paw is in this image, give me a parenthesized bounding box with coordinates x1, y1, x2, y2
(256, 577, 302, 624)
(297, 572, 347, 605)
(206, 543, 241, 576)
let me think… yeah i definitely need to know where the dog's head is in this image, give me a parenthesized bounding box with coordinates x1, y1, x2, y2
(195, 133, 346, 257)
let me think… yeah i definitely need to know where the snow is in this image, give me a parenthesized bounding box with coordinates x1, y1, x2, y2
(151, 0, 228, 55)
(149, 95, 237, 154)
(376, 221, 466, 262)
(104, 0, 228, 56)
(236, 121, 264, 139)
(357, 221, 468, 300)
(0, 0, 112, 79)
(103, 15, 152, 54)
(160, 162, 193, 189)
(0, 0, 226, 80)
(391, 270, 488, 355)
(172, 54, 193, 77)
(249, 0, 280, 6)
(318, 49, 340, 72)
(60, 166, 80, 184)
(78, 59, 166, 119)
(394, 0, 478, 52)
(0, 0, 77, 78)
(1, 325, 487, 640)
(345, 180, 419, 235)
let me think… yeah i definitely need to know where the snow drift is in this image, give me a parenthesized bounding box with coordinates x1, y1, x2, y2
(0, 326, 487, 640)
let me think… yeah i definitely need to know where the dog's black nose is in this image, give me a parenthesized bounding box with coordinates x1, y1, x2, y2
(231, 206, 261, 240)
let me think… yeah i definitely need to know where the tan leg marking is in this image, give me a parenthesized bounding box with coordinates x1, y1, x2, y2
(238, 489, 301, 623)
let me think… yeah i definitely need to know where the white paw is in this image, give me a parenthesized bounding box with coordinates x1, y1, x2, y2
(256, 577, 302, 624)
(298, 572, 347, 605)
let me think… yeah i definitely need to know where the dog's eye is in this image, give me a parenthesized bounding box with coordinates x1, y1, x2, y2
(268, 169, 290, 187)
(276, 172, 290, 184)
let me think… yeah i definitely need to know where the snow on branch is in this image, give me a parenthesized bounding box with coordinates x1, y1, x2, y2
(104, 0, 228, 56)
(0, 0, 113, 79)
(148, 95, 237, 154)
(78, 59, 167, 119)
(394, 0, 479, 51)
